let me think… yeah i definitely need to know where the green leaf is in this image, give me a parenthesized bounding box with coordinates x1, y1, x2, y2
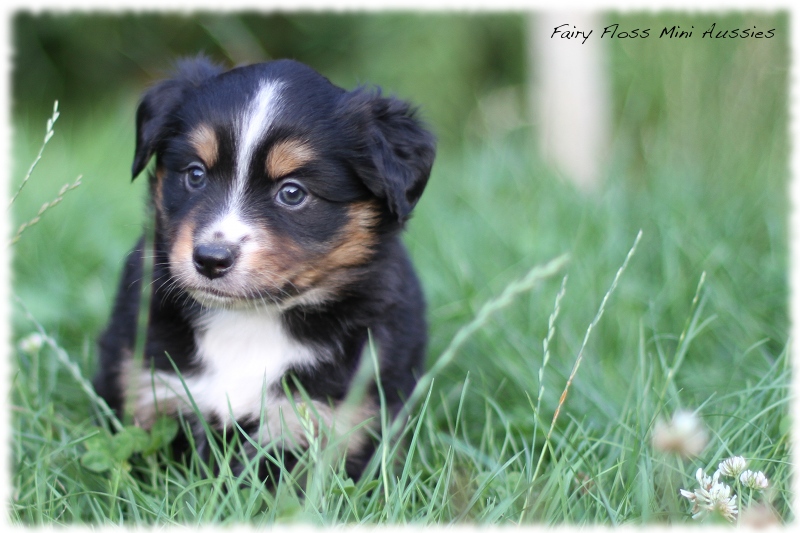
(83, 429, 112, 452)
(332, 477, 357, 497)
(124, 425, 151, 453)
(358, 478, 381, 496)
(110, 431, 136, 462)
(274, 486, 303, 522)
(152, 416, 179, 443)
(144, 416, 180, 454)
(80, 449, 114, 473)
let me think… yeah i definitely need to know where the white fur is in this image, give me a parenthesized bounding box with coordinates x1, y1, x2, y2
(202, 211, 253, 243)
(229, 80, 283, 213)
(199, 210, 264, 264)
(136, 307, 318, 424)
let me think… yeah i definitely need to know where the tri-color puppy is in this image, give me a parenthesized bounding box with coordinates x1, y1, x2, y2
(94, 57, 435, 480)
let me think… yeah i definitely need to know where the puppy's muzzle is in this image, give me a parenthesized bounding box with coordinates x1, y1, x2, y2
(193, 242, 240, 279)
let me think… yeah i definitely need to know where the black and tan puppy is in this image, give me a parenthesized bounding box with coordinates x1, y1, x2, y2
(94, 57, 435, 479)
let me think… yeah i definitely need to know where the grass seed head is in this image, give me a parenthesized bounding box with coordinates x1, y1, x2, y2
(18, 332, 45, 354)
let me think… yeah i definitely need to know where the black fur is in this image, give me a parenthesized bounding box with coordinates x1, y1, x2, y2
(94, 57, 435, 482)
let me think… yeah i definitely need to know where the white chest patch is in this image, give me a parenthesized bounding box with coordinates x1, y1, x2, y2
(137, 308, 318, 424)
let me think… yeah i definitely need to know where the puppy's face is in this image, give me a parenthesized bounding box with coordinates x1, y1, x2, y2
(133, 59, 435, 309)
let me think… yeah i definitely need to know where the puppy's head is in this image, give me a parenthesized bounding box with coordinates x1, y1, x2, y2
(133, 57, 435, 309)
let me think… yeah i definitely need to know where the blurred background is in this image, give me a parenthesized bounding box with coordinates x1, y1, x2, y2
(10, 11, 789, 438)
(12, 12, 528, 147)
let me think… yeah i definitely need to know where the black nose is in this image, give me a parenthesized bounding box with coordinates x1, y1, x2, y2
(193, 243, 240, 279)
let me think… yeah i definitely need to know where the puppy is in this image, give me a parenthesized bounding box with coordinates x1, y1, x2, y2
(93, 57, 435, 480)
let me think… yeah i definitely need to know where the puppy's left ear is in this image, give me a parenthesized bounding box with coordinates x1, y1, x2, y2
(132, 78, 185, 179)
(340, 89, 436, 222)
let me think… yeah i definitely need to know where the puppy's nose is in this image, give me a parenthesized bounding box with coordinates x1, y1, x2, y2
(193, 243, 240, 279)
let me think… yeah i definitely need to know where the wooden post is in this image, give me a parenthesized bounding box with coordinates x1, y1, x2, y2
(528, 11, 612, 191)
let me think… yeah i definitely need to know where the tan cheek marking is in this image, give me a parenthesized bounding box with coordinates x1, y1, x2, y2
(266, 139, 315, 179)
(241, 231, 308, 292)
(169, 219, 196, 276)
(234, 202, 379, 295)
(189, 124, 219, 168)
(290, 201, 380, 290)
(327, 202, 380, 268)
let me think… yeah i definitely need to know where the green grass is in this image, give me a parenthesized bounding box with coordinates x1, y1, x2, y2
(9, 14, 790, 524)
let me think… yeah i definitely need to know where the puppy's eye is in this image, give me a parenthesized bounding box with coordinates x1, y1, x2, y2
(276, 183, 308, 207)
(184, 165, 207, 190)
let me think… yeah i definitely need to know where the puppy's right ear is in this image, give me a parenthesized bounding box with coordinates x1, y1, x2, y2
(132, 57, 224, 179)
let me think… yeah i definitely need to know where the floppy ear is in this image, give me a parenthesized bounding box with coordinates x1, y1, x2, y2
(131, 56, 224, 179)
(339, 89, 436, 222)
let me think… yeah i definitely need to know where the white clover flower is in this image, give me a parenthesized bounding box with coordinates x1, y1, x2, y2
(740, 470, 769, 491)
(679, 487, 701, 516)
(680, 467, 738, 522)
(651, 410, 708, 457)
(18, 332, 45, 354)
(695, 467, 717, 489)
(718, 456, 748, 478)
(680, 469, 712, 516)
(706, 481, 738, 522)
(693, 469, 721, 504)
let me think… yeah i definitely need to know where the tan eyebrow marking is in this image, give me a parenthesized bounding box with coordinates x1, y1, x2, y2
(266, 139, 315, 179)
(189, 124, 219, 168)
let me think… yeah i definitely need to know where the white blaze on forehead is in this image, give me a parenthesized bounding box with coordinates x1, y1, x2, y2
(229, 79, 284, 211)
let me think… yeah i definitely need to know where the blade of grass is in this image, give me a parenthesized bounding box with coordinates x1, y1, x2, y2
(10, 175, 83, 245)
(657, 271, 709, 406)
(9, 101, 60, 208)
(520, 229, 642, 523)
(14, 296, 122, 432)
(389, 253, 570, 441)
